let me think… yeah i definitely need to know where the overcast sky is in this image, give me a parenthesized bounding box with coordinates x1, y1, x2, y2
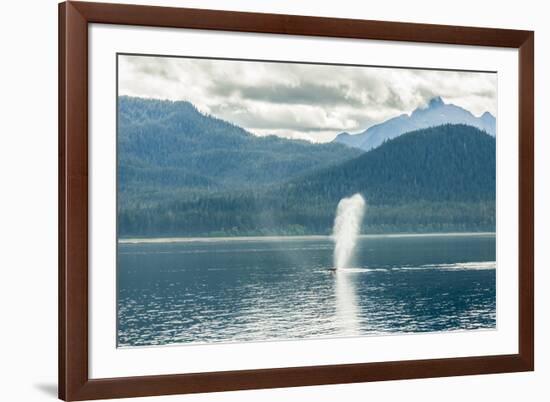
(119, 55, 497, 143)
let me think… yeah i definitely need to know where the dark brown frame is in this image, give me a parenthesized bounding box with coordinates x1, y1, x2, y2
(59, 1, 534, 400)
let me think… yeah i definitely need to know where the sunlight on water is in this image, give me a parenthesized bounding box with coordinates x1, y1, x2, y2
(117, 234, 496, 347)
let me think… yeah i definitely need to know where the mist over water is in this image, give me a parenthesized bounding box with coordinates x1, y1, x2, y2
(332, 194, 366, 269)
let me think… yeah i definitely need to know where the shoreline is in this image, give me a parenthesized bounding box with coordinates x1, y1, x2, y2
(118, 232, 496, 244)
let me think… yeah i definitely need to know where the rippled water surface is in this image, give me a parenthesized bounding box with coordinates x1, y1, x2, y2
(117, 234, 496, 347)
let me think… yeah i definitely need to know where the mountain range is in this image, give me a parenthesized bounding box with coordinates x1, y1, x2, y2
(118, 96, 496, 237)
(334, 96, 495, 151)
(118, 96, 360, 207)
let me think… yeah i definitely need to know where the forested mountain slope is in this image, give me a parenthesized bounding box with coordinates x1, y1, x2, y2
(119, 122, 496, 236)
(118, 96, 362, 207)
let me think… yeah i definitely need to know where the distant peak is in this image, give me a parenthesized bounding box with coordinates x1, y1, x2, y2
(481, 111, 494, 119)
(428, 96, 444, 107)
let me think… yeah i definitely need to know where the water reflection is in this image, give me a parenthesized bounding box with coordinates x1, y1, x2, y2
(118, 235, 496, 346)
(334, 270, 360, 336)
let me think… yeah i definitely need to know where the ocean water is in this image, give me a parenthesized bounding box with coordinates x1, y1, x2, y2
(117, 233, 496, 347)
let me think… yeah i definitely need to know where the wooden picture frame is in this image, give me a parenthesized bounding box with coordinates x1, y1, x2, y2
(59, 1, 534, 400)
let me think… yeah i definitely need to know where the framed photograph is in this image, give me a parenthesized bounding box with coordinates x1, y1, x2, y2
(59, 1, 534, 400)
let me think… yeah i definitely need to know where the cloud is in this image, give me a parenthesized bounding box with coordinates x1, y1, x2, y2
(233, 82, 364, 107)
(119, 55, 497, 143)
